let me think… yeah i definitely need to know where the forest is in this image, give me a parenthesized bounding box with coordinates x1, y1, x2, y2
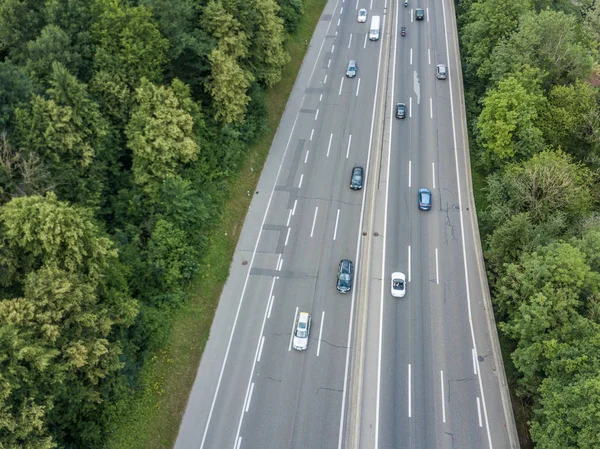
(0, 0, 302, 447)
(458, 0, 600, 447)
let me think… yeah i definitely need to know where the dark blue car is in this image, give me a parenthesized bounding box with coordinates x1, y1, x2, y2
(418, 188, 432, 210)
(336, 259, 354, 293)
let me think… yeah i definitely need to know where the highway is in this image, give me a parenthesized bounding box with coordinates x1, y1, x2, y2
(175, 0, 519, 448)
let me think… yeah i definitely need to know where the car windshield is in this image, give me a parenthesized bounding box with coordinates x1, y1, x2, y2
(393, 280, 403, 289)
(360, 10, 366, 16)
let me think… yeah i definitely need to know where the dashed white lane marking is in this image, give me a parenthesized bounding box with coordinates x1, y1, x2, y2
(257, 336, 265, 362)
(409, 97, 412, 117)
(441, 371, 446, 423)
(363, 34, 367, 48)
(267, 294, 275, 318)
(327, 133, 334, 157)
(315, 109, 320, 120)
(310, 129, 314, 141)
(428, 48, 431, 65)
(348, 33, 353, 48)
(477, 397, 483, 427)
(410, 47, 413, 65)
(432, 162, 436, 189)
(430, 97, 433, 118)
(292, 199, 298, 215)
(324, 74, 328, 84)
(289, 307, 298, 351)
(304, 150, 309, 164)
(285, 227, 291, 246)
(333, 209, 340, 240)
(408, 246, 412, 282)
(317, 310, 325, 356)
(245, 383, 254, 412)
(346, 134, 352, 159)
(298, 174, 304, 188)
(332, 44, 335, 53)
(356, 78, 361, 96)
(408, 160, 412, 187)
(310, 206, 319, 237)
(287, 209, 292, 226)
(408, 364, 412, 417)
(339, 77, 344, 95)
(435, 248, 439, 284)
(328, 59, 331, 68)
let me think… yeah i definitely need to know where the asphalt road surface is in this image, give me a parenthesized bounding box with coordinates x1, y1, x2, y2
(175, 0, 519, 448)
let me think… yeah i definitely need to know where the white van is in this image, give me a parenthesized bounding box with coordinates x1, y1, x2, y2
(369, 15, 381, 41)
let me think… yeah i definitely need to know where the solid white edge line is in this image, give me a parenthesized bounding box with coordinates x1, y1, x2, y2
(472, 348, 478, 374)
(435, 248, 439, 284)
(356, 78, 361, 96)
(346, 134, 352, 158)
(408, 364, 412, 417)
(441, 370, 446, 423)
(289, 307, 299, 351)
(477, 397, 483, 427)
(317, 310, 325, 356)
(333, 209, 341, 241)
(245, 383, 254, 412)
(338, 3, 387, 446)
(285, 227, 291, 246)
(257, 336, 265, 362)
(441, 0, 494, 446)
(375, 4, 399, 448)
(327, 133, 334, 157)
(221, 0, 344, 445)
(310, 206, 319, 237)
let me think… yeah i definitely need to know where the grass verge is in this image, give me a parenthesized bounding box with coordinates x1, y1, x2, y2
(104, 2, 327, 448)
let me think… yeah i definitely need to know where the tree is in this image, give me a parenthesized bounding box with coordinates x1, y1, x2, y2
(484, 150, 594, 229)
(0, 60, 37, 129)
(91, 1, 168, 87)
(477, 70, 546, 167)
(0, 0, 45, 59)
(276, 0, 303, 32)
(460, 0, 533, 80)
(489, 10, 596, 89)
(14, 63, 111, 207)
(541, 81, 600, 162)
(25, 25, 80, 86)
(0, 193, 137, 448)
(246, 0, 289, 87)
(125, 78, 200, 195)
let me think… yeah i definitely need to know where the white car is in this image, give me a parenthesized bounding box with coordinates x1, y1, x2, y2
(358, 8, 367, 23)
(391, 272, 406, 298)
(293, 312, 311, 351)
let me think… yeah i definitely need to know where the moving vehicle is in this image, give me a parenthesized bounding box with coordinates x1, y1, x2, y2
(415, 8, 424, 20)
(401, 26, 406, 36)
(346, 60, 357, 78)
(358, 8, 367, 22)
(293, 312, 311, 351)
(391, 272, 406, 298)
(418, 188, 432, 210)
(337, 259, 354, 293)
(395, 103, 406, 119)
(369, 15, 381, 40)
(436, 63, 448, 79)
(404, 0, 408, 6)
(350, 166, 364, 190)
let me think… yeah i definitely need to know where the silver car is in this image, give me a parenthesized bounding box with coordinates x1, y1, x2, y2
(293, 312, 311, 351)
(346, 60, 357, 78)
(436, 64, 448, 79)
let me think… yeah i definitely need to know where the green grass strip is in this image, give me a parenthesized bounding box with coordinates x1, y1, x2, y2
(104, 1, 328, 447)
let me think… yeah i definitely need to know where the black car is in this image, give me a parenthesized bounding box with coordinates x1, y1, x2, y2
(396, 103, 406, 119)
(415, 8, 424, 20)
(337, 259, 354, 293)
(350, 166, 364, 190)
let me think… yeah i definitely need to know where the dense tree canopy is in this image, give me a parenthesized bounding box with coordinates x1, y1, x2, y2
(0, 0, 292, 446)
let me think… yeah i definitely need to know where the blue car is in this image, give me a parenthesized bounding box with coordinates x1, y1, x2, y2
(418, 188, 432, 210)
